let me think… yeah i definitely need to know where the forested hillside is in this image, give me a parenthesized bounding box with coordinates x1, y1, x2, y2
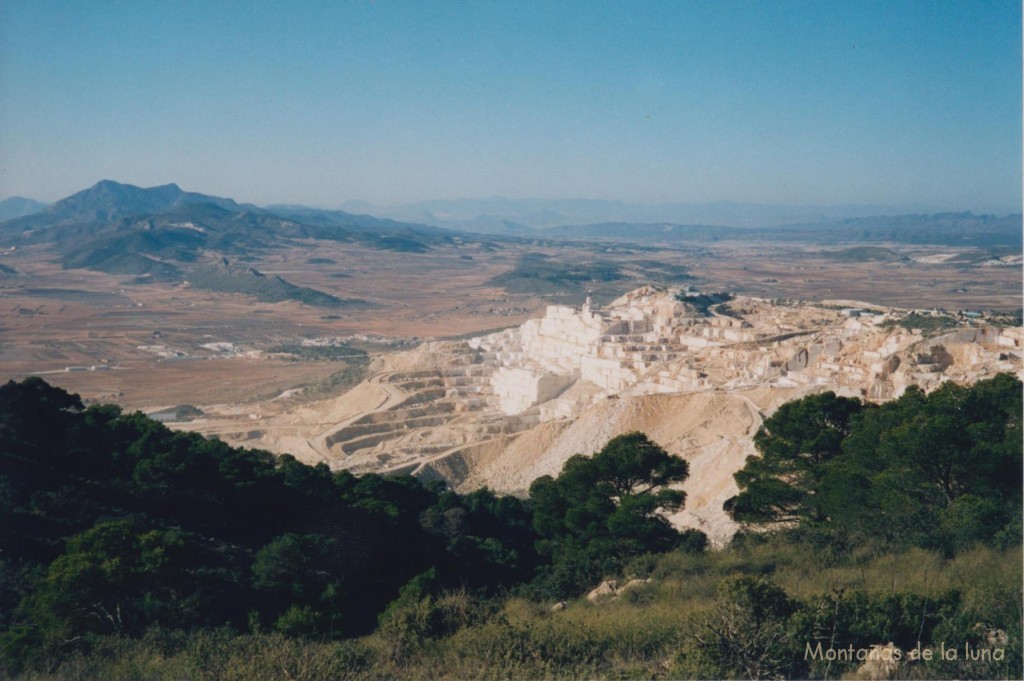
(1, 375, 1020, 679)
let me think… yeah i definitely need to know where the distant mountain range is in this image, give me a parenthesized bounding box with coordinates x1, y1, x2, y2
(338, 197, 949, 231)
(33, 180, 254, 224)
(337, 197, 1021, 248)
(1, 181, 450, 249)
(537, 213, 1023, 248)
(0, 181, 460, 307)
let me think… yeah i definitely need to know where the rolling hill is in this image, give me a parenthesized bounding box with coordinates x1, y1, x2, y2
(185, 260, 369, 308)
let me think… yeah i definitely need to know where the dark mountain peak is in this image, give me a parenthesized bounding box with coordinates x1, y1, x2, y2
(0, 182, 464, 280)
(49, 180, 182, 215)
(93, 179, 178, 191)
(87, 179, 182, 202)
(4, 181, 252, 231)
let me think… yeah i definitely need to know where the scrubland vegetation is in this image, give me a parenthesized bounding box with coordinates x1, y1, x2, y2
(486, 252, 629, 302)
(881, 313, 960, 334)
(1, 374, 1019, 679)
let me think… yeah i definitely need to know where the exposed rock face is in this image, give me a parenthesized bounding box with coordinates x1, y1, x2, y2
(585, 578, 652, 603)
(854, 643, 902, 680)
(187, 286, 1023, 546)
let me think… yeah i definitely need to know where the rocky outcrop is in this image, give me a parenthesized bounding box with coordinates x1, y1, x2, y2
(585, 578, 652, 603)
(854, 643, 901, 680)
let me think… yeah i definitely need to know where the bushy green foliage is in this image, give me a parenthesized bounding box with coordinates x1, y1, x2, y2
(487, 252, 628, 300)
(305, 362, 371, 398)
(728, 374, 1022, 554)
(528, 432, 701, 598)
(267, 343, 369, 362)
(250, 533, 347, 637)
(687, 576, 801, 679)
(728, 391, 864, 526)
(5, 533, 1021, 680)
(377, 583, 494, 664)
(881, 312, 960, 333)
(674, 291, 733, 315)
(0, 378, 533, 675)
(419, 487, 538, 589)
(186, 265, 358, 308)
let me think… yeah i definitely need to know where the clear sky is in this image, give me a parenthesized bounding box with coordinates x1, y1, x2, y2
(0, 1, 1020, 212)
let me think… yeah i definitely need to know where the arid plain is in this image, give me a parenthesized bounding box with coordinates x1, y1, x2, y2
(2, 237, 1018, 408)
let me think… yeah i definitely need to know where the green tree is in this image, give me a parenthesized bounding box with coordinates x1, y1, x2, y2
(726, 375, 1022, 554)
(419, 487, 537, 589)
(529, 432, 695, 596)
(25, 519, 244, 644)
(726, 392, 864, 526)
(840, 376, 1023, 550)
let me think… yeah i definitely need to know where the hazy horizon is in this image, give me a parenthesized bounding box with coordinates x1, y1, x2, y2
(1, 1, 1020, 213)
(2, 181, 1021, 225)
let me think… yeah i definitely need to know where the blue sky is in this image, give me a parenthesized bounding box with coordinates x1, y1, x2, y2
(0, 1, 1020, 212)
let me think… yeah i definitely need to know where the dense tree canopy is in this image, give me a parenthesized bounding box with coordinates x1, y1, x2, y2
(529, 432, 703, 596)
(728, 391, 864, 525)
(0, 377, 535, 667)
(726, 374, 1023, 553)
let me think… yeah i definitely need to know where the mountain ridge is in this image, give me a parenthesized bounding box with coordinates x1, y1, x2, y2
(7, 180, 258, 230)
(538, 212, 1023, 247)
(337, 197, 985, 230)
(0, 180, 457, 252)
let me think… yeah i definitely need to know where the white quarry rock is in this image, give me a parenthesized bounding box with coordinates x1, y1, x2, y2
(472, 289, 1021, 419)
(452, 287, 1023, 542)
(492, 366, 576, 415)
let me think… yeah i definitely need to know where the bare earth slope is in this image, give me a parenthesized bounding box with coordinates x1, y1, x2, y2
(456, 390, 806, 544)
